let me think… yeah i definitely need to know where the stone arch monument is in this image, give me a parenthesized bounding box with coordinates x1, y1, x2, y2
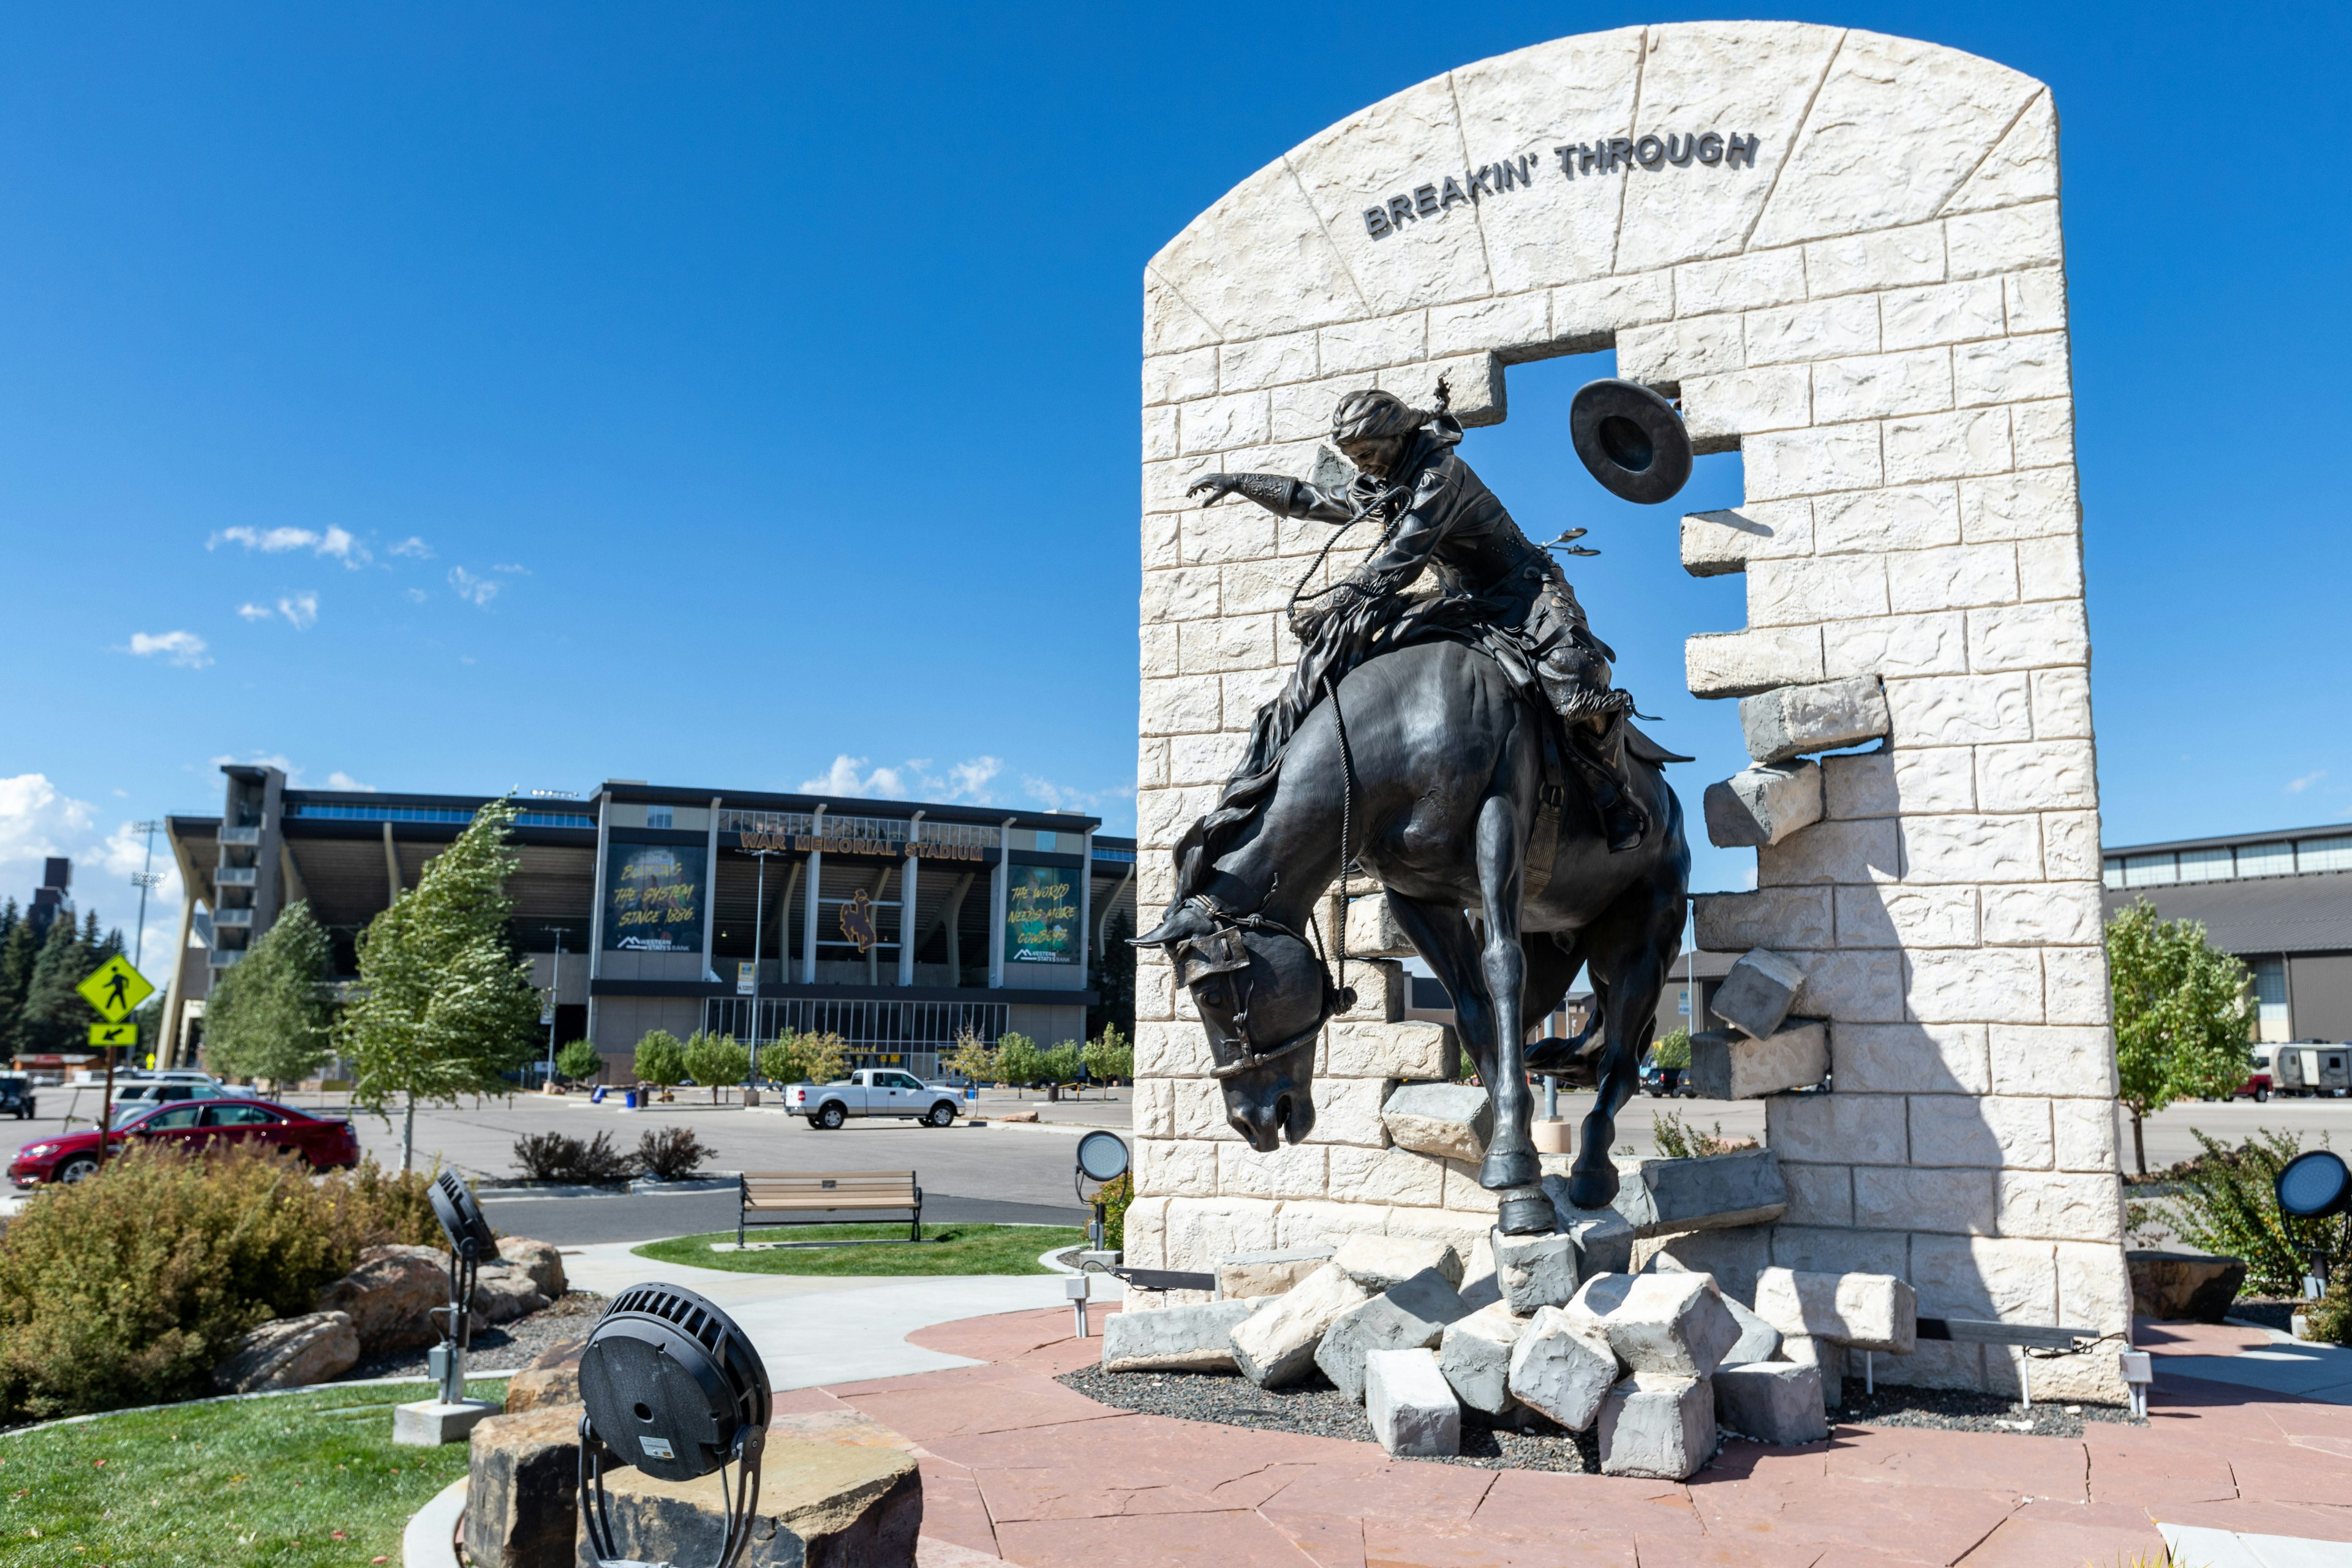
(1130, 22, 2122, 1399)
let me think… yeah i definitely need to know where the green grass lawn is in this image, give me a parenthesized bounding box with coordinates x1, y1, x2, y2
(634, 1223, 1085, 1276)
(0, 1377, 508, 1568)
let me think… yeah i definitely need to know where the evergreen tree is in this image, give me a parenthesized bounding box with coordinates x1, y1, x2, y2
(202, 900, 336, 1090)
(2108, 898, 2258, 1175)
(0, 899, 28, 1060)
(1088, 907, 1135, 1044)
(337, 799, 542, 1170)
(20, 913, 91, 1057)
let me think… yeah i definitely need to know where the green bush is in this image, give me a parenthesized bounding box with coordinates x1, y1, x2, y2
(1096, 1172, 1133, 1251)
(2134, 1128, 2352, 1296)
(995, 1032, 1042, 1091)
(637, 1126, 714, 1183)
(634, 1029, 686, 1086)
(1650, 1028, 1692, 1069)
(1082, 1025, 1133, 1082)
(512, 1131, 636, 1183)
(0, 1146, 423, 1420)
(2306, 1273, 2352, 1346)
(682, 1031, 750, 1101)
(555, 1038, 604, 1082)
(1041, 1041, 1082, 1085)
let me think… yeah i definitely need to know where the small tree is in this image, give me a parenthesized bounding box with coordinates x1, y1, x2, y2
(634, 1030, 687, 1088)
(682, 1031, 750, 1103)
(1081, 1024, 1132, 1085)
(1649, 1027, 1692, 1070)
(2108, 899, 2256, 1175)
(1042, 1040, 1082, 1089)
(556, 1038, 604, 1084)
(339, 799, 542, 1169)
(943, 1030, 996, 1086)
(201, 900, 336, 1090)
(995, 1032, 1042, 1096)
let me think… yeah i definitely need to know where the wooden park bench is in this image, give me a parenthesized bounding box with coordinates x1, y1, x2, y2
(737, 1170, 924, 1247)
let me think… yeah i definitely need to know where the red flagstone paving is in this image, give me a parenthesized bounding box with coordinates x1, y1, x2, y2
(848, 1307, 2352, 1567)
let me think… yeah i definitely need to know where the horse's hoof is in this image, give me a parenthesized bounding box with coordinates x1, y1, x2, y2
(1564, 1166, 1619, 1212)
(1481, 1147, 1540, 1193)
(1496, 1195, 1555, 1236)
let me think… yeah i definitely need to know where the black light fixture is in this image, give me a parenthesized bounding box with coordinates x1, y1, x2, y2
(578, 1283, 773, 1568)
(426, 1170, 498, 1404)
(1075, 1130, 1130, 1254)
(2276, 1150, 2351, 1299)
(1570, 378, 1693, 505)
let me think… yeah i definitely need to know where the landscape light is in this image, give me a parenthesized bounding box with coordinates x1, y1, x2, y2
(426, 1171, 498, 1404)
(578, 1283, 772, 1568)
(1074, 1129, 1130, 1255)
(2275, 1149, 2351, 1299)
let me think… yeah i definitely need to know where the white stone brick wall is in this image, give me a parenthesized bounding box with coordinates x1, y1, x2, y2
(1134, 22, 2123, 1396)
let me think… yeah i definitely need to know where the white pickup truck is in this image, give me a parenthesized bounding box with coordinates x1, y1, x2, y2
(783, 1069, 964, 1129)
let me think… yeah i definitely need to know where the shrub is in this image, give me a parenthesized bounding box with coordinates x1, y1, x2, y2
(555, 1038, 604, 1083)
(319, 1156, 445, 1248)
(634, 1030, 687, 1087)
(0, 1145, 386, 1420)
(511, 1131, 638, 1184)
(1082, 1025, 1133, 1083)
(1650, 1028, 1692, 1070)
(1651, 1110, 1740, 1160)
(682, 1032, 750, 1102)
(2136, 1128, 2352, 1296)
(943, 1031, 995, 1085)
(1095, 1172, 1133, 1251)
(1041, 1041, 1082, 1085)
(996, 1033, 1042, 1091)
(637, 1127, 715, 1183)
(2306, 1273, 2352, 1346)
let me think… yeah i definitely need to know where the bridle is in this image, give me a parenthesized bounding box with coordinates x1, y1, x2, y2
(1168, 896, 1355, 1082)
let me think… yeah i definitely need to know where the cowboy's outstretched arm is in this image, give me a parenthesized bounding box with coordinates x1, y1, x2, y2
(1186, 472, 1353, 522)
(1326, 466, 1460, 602)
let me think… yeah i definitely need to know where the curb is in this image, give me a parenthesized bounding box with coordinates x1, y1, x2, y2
(402, 1477, 466, 1568)
(0, 1371, 519, 1439)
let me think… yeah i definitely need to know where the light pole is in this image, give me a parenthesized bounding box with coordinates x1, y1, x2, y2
(127, 820, 162, 969)
(544, 927, 571, 1088)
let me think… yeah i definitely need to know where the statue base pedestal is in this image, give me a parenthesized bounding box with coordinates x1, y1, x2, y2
(1532, 1119, 1572, 1155)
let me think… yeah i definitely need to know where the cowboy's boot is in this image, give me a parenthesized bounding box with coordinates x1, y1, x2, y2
(1579, 713, 1649, 853)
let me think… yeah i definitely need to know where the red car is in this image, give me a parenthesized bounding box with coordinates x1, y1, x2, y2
(7, 1098, 362, 1186)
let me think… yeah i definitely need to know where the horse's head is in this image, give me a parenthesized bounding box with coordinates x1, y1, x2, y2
(1134, 898, 1349, 1152)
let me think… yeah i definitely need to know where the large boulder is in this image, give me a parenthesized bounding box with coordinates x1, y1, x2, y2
(213, 1311, 361, 1393)
(474, 1264, 552, 1325)
(468, 1403, 582, 1568)
(497, 1237, 569, 1299)
(315, 1243, 463, 1355)
(574, 1434, 921, 1568)
(2127, 1251, 2247, 1323)
(505, 1337, 587, 1414)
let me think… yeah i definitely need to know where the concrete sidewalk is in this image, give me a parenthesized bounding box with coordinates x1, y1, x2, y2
(2140, 1317, 2352, 1406)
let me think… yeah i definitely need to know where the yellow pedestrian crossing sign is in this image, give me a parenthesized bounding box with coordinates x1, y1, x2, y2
(78, 956, 154, 1023)
(89, 1022, 137, 1048)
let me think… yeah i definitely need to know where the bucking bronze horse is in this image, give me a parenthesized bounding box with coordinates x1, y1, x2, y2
(1134, 636, 1689, 1234)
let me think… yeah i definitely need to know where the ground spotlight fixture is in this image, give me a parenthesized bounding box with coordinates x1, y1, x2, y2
(577, 1283, 773, 1568)
(425, 1171, 497, 1404)
(1569, 378, 1692, 505)
(2275, 1150, 2351, 1298)
(1074, 1130, 1130, 1251)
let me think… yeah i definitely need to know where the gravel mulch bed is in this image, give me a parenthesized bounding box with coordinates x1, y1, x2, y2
(1058, 1363, 2143, 1467)
(344, 1291, 605, 1381)
(2228, 1299, 2297, 1333)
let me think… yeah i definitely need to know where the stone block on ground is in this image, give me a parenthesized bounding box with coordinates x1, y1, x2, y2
(1102, 1299, 1257, 1373)
(1229, 1262, 1371, 1388)
(1365, 1348, 1460, 1458)
(212, 1310, 360, 1393)
(395, 1398, 500, 1447)
(1380, 1082, 1493, 1163)
(1576, 1148, 1787, 1238)
(1722, 1298, 1784, 1366)
(1713, 950, 1809, 1041)
(1704, 762, 1824, 849)
(1333, 1233, 1463, 1292)
(1571, 1271, 1742, 1378)
(1539, 1194, 1636, 1273)
(1491, 1226, 1580, 1314)
(1597, 1372, 1716, 1480)
(1689, 1022, 1828, 1100)
(315, 1242, 464, 1355)
(1753, 1267, 1917, 1353)
(1315, 1267, 1470, 1402)
(1781, 1335, 1845, 1408)
(497, 1237, 568, 1300)
(1714, 1361, 1828, 1446)
(467, 1403, 583, 1568)
(2127, 1250, 2247, 1323)
(1740, 676, 1890, 764)
(1216, 1246, 1335, 1300)
(1439, 1301, 1530, 1415)
(504, 1337, 587, 1414)
(572, 1433, 921, 1568)
(1506, 1305, 1620, 1431)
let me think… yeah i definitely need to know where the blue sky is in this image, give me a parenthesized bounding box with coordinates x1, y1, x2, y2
(1, 2, 2346, 958)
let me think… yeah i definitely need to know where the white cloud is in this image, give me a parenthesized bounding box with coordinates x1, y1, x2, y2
(211, 525, 370, 568)
(236, 602, 273, 621)
(801, 756, 910, 798)
(1021, 774, 1136, 816)
(119, 630, 211, 668)
(946, 757, 1002, 801)
(0, 775, 184, 968)
(799, 754, 1005, 804)
(448, 568, 500, 608)
(491, 562, 532, 575)
(2287, 769, 2326, 794)
(405, 587, 428, 603)
(208, 752, 301, 783)
(277, 591, 319, 631)
(326, 771, 375, 791)
(389, 537, 433, 560)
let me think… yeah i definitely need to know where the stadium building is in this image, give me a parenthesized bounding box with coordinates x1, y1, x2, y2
(160, 764, 1137, 1077)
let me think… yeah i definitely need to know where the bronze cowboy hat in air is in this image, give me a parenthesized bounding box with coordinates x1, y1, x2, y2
(1570, 378, 1692, 505)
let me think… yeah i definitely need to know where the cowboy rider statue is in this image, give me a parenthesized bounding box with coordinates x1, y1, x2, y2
(1186, 381, 1651, 853)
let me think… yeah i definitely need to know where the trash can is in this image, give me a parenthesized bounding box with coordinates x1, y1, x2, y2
(624, 1089, 640, 1110)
